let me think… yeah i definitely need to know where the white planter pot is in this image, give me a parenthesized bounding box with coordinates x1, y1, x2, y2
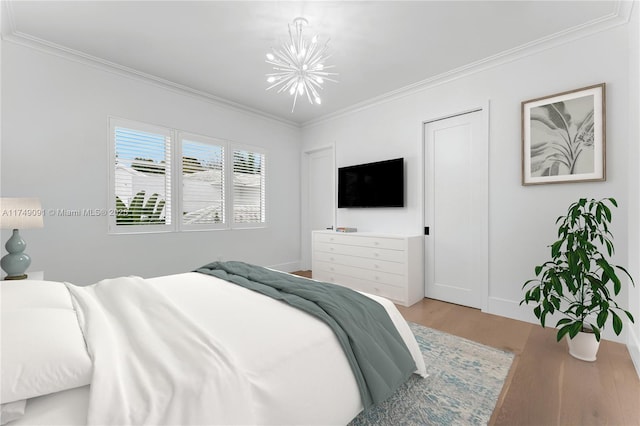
(566, 331, 600, 362)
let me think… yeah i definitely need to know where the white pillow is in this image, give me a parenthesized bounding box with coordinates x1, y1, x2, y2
(1, 280, 74, 310)
(0, 281, 92, 404)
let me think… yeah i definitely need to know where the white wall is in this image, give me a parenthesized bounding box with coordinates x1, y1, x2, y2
(302, 21, 636, 344)
(627, 2, 640, 375)
(1, 42, 302, 284)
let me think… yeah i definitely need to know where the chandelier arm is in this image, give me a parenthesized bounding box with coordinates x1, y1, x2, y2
(276, 48, 298, 67)
(306, 43, 329, 62)
(291, 91, 300, 113)
(306, 77, 323, 89)
(311, 72, 339, 81)
(285, 77, 301, 93)
(308, 81, 322, 97)
(304, 40, 319, 63)
(266, 79, 290, 92)
(302, 80, 314, 104)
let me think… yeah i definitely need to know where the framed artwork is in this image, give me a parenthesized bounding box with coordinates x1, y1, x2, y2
(521, 83, 606, 185)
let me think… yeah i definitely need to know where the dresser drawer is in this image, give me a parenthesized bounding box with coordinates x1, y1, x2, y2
(313, 241, 406, 263)
(314, 233, 405, 251)
(313, 251, 405, 275)
(313, 260, 404, 288)
(314, 271, 405, 304)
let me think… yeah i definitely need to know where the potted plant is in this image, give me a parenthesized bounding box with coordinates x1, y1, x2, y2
(521, 197, 635, 361)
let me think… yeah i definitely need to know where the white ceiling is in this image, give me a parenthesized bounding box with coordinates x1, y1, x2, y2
(3, 1, 624, 125)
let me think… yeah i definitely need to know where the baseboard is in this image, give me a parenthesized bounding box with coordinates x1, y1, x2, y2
(486, 296, 540, 325)
(486, 296, 626, 344)
(267, 261, 302, 273)
(628, 326, 640, 379)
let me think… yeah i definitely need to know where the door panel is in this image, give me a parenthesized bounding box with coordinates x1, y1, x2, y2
(424, 111, 487, 309)
(309, 148, 334, 232)
(302, 146, 335, 270)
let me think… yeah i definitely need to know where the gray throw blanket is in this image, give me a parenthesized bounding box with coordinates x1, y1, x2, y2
(195, 261, 416, 410)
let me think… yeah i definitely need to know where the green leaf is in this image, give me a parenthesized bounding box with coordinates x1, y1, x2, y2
(612, 311, 623, 335)
(624, 310, 634, 324)
(569, 322, 583, 339)
(557, 323, 574, 342)
(531, 286, 541, 301)
(615, 265, 635, 285)
(556, 318, 573, 326)
(601, 203, 612, 222)
(591, 325, 601, 341)
(597, 310, 608, 328)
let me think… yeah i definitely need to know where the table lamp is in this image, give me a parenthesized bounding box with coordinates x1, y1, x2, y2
(0, 198, 44, 280)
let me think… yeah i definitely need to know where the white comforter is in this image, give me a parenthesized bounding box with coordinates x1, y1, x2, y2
(65, 272, 426, 426)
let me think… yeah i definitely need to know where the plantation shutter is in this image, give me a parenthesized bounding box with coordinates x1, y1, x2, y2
(113, 122, 172, 228)
(181, 136, 225, 226)
(232, 149, 266, 224)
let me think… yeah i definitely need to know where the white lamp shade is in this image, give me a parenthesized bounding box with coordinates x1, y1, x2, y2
(0, 198, 44, 229)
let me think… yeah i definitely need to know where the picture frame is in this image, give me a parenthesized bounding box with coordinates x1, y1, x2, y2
(521, 83, 606, 185)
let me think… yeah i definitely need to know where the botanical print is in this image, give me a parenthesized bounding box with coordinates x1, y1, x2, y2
(529, 95, 594, 177)
(522, 83, 605, 185)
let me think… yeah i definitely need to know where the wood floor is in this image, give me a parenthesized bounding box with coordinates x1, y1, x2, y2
(294, 271, 640, 425)
(397, 298, 640, 426)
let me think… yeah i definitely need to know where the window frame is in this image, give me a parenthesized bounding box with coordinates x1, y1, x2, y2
(108, 117, 175, 234)
(108, 117, 268, 234)
(229, 143, 267, 229)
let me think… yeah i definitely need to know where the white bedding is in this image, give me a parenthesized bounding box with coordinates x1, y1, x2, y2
(13, 272, 426, 426)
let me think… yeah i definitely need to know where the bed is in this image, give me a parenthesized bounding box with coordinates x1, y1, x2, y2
(1, 262, 427, 425)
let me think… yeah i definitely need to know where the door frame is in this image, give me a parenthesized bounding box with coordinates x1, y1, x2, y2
(421, 102, 490, 311)
(301, 143, 336, 270)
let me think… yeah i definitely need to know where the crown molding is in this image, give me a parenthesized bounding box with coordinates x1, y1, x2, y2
(1, 15, 301, 130)
(302, 0, 634, 128)
(2, 1, 633, 131)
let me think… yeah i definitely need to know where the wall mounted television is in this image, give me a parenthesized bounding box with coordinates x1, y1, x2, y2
(338, 158, 404, 208)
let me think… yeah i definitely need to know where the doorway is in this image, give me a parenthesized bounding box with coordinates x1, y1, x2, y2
(301, 145, 335, 270)
(423, 110, 488, 309)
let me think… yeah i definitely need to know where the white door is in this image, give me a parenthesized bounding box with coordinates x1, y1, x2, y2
(301, 146, 335, 269)
(309, 147, 335, 232)
(424, 110, 488, 309)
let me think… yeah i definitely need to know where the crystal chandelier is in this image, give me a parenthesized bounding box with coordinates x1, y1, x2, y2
(265, 17, 338, 112)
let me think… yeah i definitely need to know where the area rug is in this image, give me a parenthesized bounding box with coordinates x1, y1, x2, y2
(349, 322, 514, 426)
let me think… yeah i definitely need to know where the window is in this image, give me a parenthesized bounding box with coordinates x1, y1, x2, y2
(109, 118, 266, 233)
(180, 134, 226, 230)
(110, 119, 172, 233)
(232, 148, 266, 226)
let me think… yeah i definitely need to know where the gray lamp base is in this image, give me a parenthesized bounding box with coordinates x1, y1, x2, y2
(1, 229, 32, 279)
(3, 274, 28, 280)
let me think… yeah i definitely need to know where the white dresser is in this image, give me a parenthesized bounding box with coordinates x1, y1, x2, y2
(312, 230, 424, 306)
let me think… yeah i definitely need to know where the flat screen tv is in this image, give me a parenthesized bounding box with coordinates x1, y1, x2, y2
(338, 158, 404, 208)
